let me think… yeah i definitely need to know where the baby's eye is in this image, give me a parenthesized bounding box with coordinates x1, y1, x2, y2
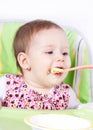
(45, 51, 53, 54)
(62, 52, 69, 56)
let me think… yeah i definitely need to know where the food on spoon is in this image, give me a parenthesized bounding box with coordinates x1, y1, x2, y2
(51, 68, 64, 74)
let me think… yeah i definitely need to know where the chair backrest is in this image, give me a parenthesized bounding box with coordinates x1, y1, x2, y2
(65, 28, 93, 103)
(0, 22, 92, 103)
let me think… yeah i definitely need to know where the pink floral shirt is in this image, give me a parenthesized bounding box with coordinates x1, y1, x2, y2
(1, 74, 79, 110)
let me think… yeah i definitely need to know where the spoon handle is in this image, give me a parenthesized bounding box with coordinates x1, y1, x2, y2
(66, 65, 93, 72)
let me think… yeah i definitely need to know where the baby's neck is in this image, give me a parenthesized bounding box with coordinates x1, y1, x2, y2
(24, 78, 52, 94)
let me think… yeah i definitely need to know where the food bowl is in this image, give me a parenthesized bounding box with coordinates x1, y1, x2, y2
(24, 114, 93, 130)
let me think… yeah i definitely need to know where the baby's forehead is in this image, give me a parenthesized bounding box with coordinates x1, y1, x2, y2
(28, 28, 68, 47)
(32, 28, 66, 39)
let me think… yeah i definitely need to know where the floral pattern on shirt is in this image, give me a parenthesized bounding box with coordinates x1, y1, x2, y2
(2, 74, 70, 110)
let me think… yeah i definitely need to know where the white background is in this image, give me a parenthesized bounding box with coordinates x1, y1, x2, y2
(0, 0, 93, 59)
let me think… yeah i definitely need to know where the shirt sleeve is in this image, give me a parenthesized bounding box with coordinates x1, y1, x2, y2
(0, 75, 6, 100)
(67, 87, 81, 109)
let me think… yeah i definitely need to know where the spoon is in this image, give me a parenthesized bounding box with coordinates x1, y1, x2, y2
(51, 65, 93, 74)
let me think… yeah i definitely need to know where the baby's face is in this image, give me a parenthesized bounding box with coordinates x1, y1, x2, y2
(26, 28, 71, 89)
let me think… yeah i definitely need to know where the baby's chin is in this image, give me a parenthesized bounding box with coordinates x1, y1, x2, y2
(49, 79, 63, 87)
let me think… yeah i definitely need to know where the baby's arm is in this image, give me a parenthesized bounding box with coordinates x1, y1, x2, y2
(0, 75, 6, 106)
(67, 87, 81, 109)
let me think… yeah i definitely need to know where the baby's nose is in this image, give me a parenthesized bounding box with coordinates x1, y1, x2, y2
(56, 53, 64, 62)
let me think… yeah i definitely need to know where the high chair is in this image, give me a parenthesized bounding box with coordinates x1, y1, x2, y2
(0, 22, 92, 103)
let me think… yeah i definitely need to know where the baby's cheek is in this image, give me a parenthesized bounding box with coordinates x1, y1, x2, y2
(66, 58, 71, 68)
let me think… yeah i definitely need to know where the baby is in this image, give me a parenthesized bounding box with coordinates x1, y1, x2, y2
(0, 19, 80, 110)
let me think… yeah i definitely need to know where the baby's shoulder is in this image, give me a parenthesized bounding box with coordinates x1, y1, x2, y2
(53, 83, 71, 94)
(5, 74, 22, 83)
(0, 74, 22, 85)
(5, 73, 22, 79)
(59, 83, 71, 90)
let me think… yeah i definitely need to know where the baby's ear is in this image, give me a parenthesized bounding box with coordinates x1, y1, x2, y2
(17, 52, 31, 70)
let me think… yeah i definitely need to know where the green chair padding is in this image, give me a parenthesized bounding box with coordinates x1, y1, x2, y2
(64, 28, 92, 103)
(0, 22, 22, 74)
(0, 22, 92, 103)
